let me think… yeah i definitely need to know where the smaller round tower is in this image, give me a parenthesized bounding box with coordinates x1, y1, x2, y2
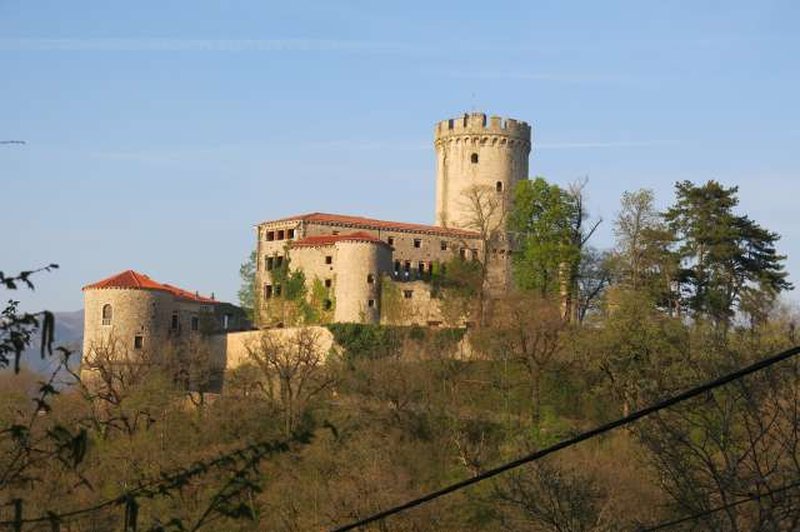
(434, 113, 532, 230)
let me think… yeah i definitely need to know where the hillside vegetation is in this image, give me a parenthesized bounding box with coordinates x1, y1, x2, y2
(2, 180, 799, 531)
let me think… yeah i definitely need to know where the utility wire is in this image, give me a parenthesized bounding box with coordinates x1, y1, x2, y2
(330, 344, 800, 532)
(639, 478, 800, 531)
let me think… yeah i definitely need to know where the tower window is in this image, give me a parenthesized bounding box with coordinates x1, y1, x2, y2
(470, 153, 479, 164)
(325, 256, 333, 265)
(134, 335, 143, 349)
(367, 274, 375, 284)
(171, 312, 179, 330)
(387, 236, 394, 246)
(324, 278, 332, 288)
(266, 231, 275, 241)
(323, 299, 333, 310)
(368, 299, 375, 308)
(403, 290, 413, 299)
(413, 239, 421, 248)
(496, 181, 503, 192)
(101, 304, 112, 326)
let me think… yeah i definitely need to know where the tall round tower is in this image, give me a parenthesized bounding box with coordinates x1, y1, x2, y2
(434, 112, 532, 229)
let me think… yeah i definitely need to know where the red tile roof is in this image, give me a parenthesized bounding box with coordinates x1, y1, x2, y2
(83, 270, 219, 304)
(259, 212, 480, 238)
(291, 231, 391, 248)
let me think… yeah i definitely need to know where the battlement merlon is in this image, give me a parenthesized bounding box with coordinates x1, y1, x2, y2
(434, 113, 532, 143)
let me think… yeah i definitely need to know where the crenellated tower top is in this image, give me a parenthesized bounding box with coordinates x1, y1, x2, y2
(434, 113, 531, 148)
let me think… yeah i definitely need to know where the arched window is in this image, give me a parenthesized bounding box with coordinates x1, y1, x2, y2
(470, 153, 479, 164)
(101, 304, 112, 326)
(496, 181, 503, 192)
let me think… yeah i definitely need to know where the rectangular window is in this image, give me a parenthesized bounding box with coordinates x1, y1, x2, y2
(367, 273, 375, 284)
(413, 238, 421, 248)
(403, 290, 413, 299)
(134, 335, 143, 349)
(266, 256, 274, 270)
(418, 262, 425, 275)
(332, 230, 340, 235)
(325, 256, 333, 265)
(472, 248, 479, 261)
(368, 299, 375, 308)
(287, 228, 295, 239)
(265, 285, 273, 299)
(277, 230, 285, 240)
(459, 248, 466, 259)
(387, 236, 394, 246)
(191, 316, 199, 331)
(266, 231, 275, 241)
(440, 240, 447, 251)
(324, 279, 332, 288)
(171, 313, 178, 330)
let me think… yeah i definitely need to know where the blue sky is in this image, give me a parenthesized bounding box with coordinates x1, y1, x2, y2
(2, 1, 799, 311)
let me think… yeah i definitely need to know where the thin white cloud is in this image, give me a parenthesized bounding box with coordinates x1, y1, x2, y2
(0, 38, 419, 53)
(537, 140, 678, 150)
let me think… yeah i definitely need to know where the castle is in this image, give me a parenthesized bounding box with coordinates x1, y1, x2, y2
(81, 113, 532, 375)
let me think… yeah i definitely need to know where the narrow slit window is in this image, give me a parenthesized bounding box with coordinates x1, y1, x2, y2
(171, 312, 179, 330)
(324, 279, 332, 288)
(134, 335, 143, 349)
(496, 181, 503, 192)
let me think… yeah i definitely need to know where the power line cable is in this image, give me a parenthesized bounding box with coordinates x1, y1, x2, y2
(330, 344, 800, 532)
(639, 478, 800, 531)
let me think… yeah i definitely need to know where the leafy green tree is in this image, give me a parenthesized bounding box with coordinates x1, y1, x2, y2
(664, 180, 792, 331)
(238, 250, 257, 320)
(509, 177, 579, 297)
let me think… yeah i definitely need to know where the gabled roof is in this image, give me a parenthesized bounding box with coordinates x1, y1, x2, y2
(291, 231, 391, 248)
(83, 270, 219, 304)
(258, 212, 480, 239)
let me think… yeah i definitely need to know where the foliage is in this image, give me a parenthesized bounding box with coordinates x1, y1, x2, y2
(237, 250, 256, 320)
(665, 180, 792, 330)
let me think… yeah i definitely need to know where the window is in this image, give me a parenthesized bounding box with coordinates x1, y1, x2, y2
(332, 230, 340, 235)
(275, 284, 282, 297)
(404, 262, 411, 278)
(323, 299, 333, 310)
(472, 248, 479, 261)
(325, 256, 333, 265)
(277, 229, 285, 240)
(367, 273, 375, 284)
(418, 262, 426, 275)
(266, 231, 275, 241)
(275, 256, 284, 268)
(171, 312, 179, 330)
(459, 248, 467, 259)
(413, 238, 421, 248)
(496, 181, 503, 192)
(101, 304, 112, 326)
(394, 260, 400, 274)
(266, 256, 274, 270)
(440, 240, 447, 251)
(368, 299, 375, 308)
(191, 316, 199, 331)
(265, 285, 273, 299)
(471, 153, 479, 164)
(403, 290, 413, 299)
(134, 335, 143, 349)
(387, 236, 394, 246)
(287, 229, 295, 239)
(324, 278, 332, 288)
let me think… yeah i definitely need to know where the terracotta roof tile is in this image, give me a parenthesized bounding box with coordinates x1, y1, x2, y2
(83, 270, 219, 304)
(259, 212, 479, 238)
(291, 231, 391, 248)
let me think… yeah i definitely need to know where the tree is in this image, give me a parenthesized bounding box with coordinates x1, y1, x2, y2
(664, 180, 792, 332)
(238, 250, 257, 321)
(245, 327, 334, 435)
(613, 188, 680, 313)
(509, 178, 600, 321)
